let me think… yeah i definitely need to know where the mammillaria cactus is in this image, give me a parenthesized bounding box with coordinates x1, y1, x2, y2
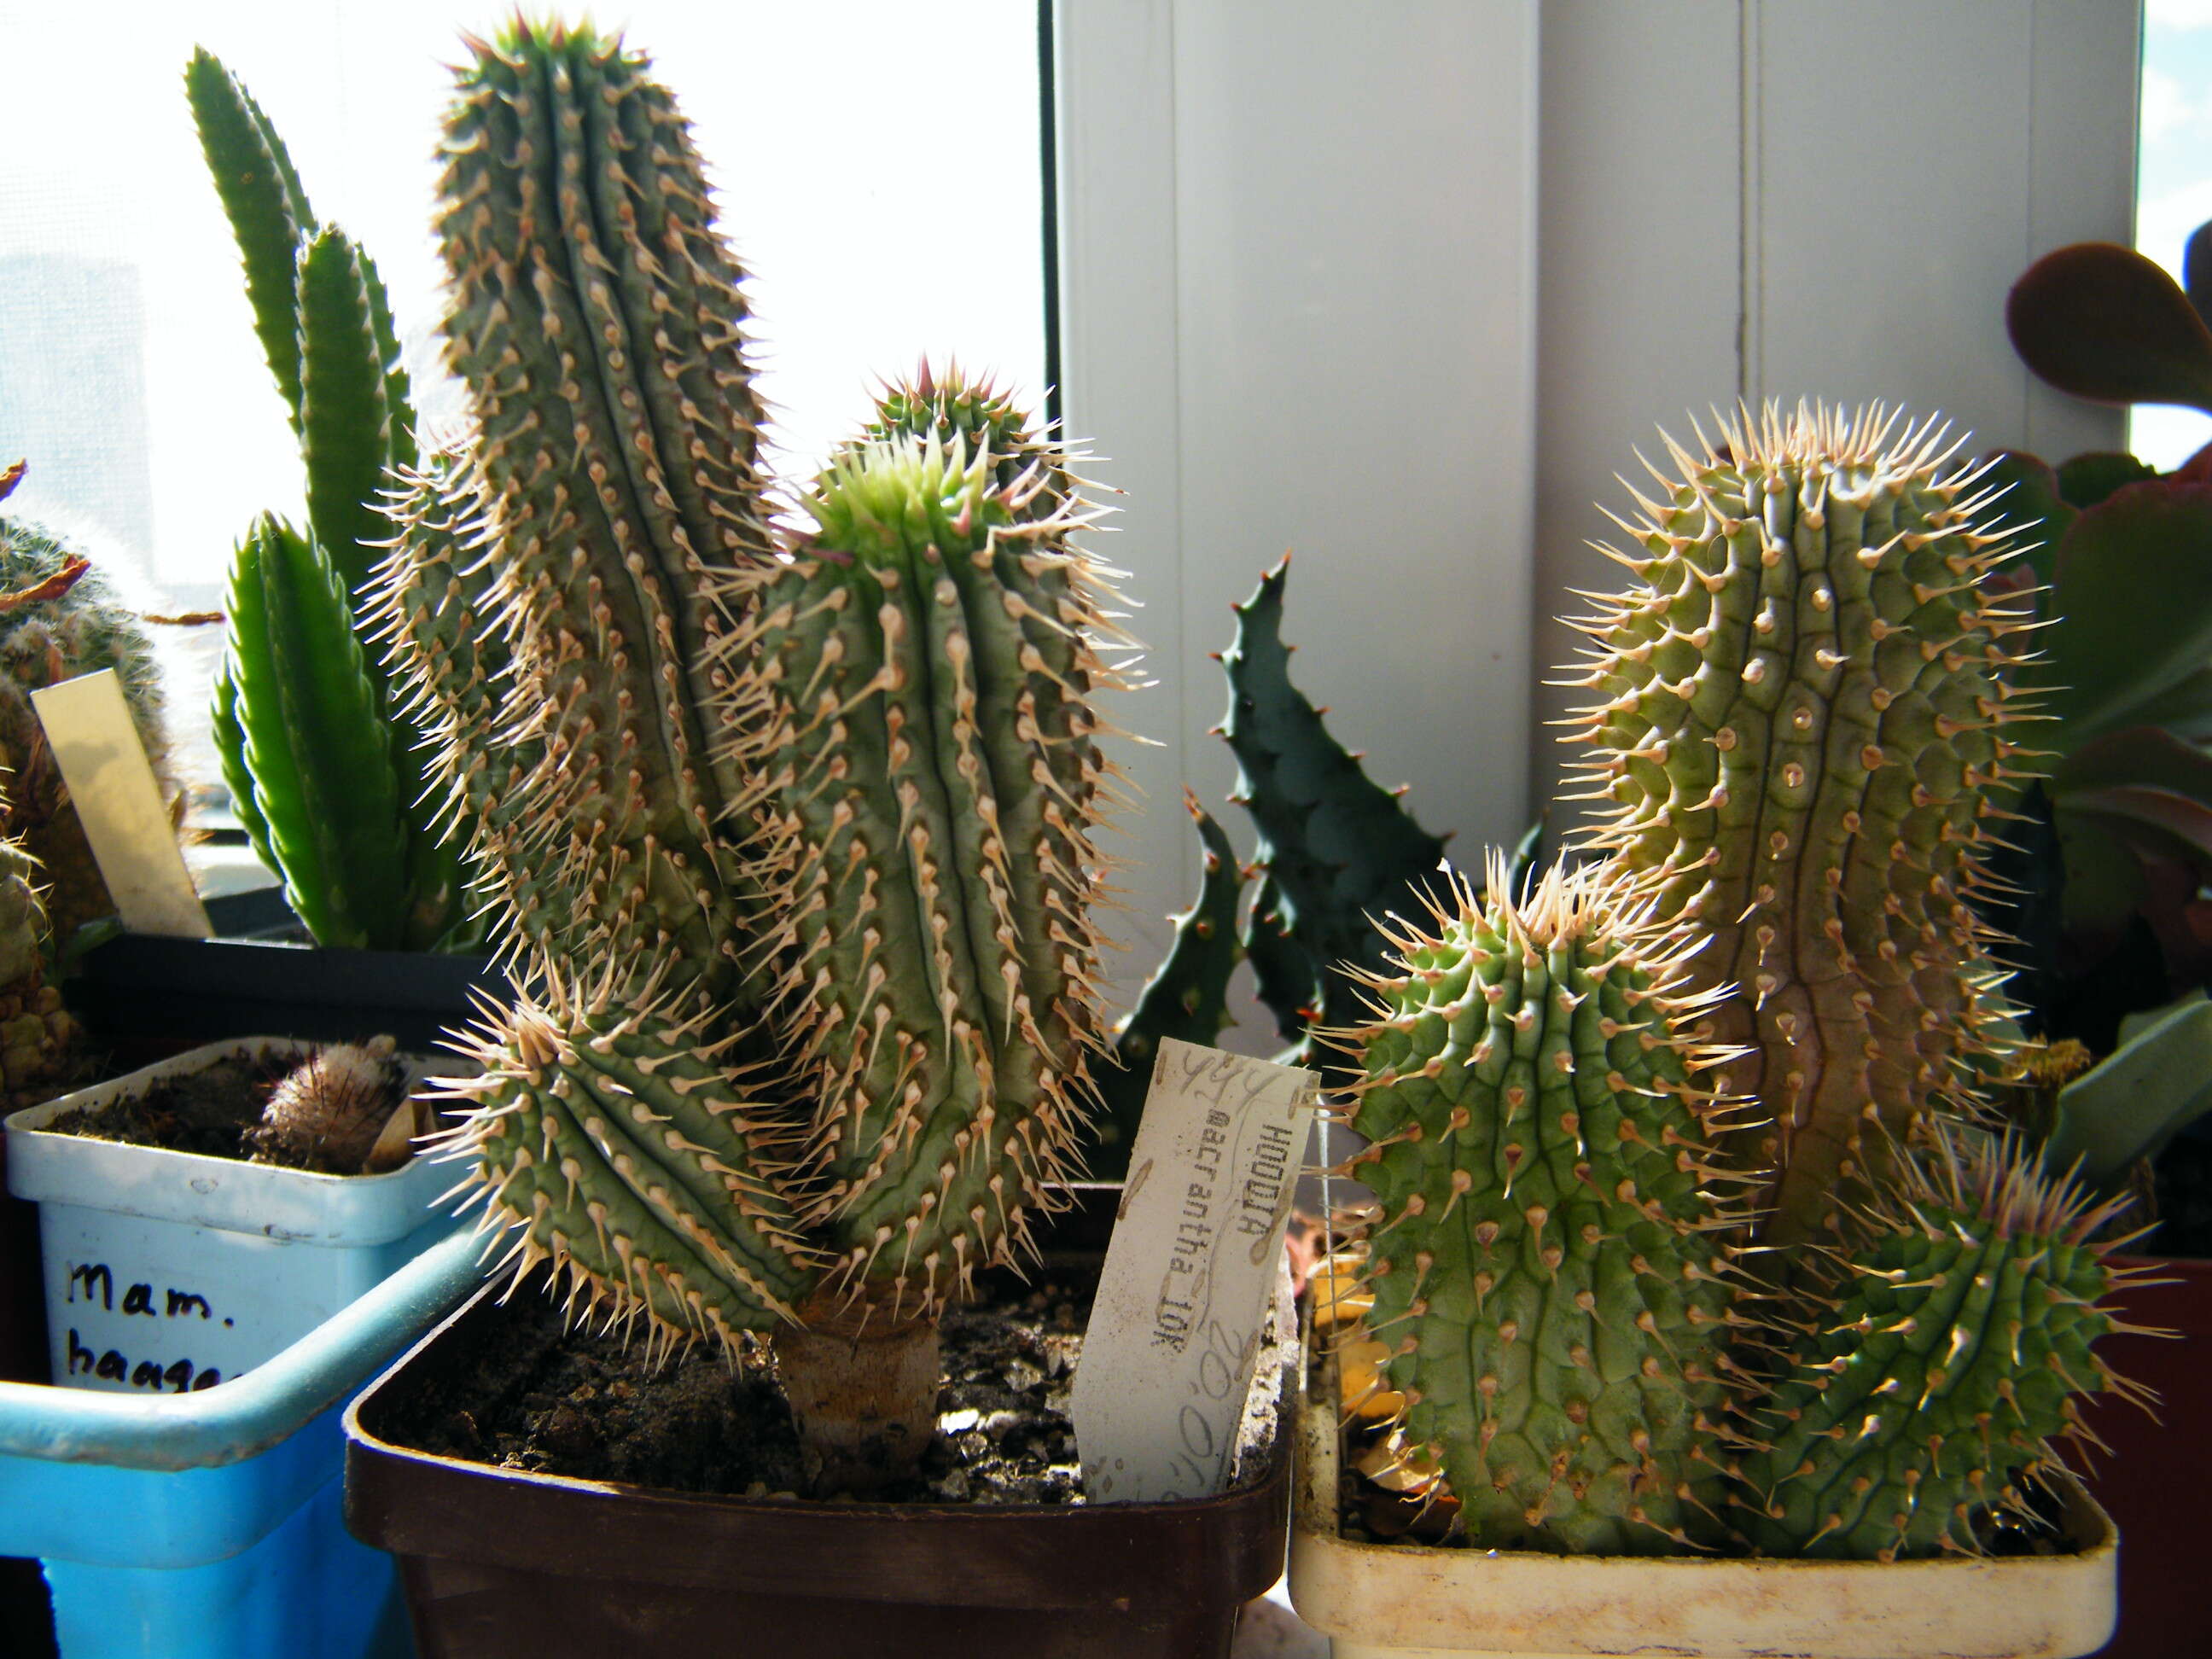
(1326, 403, 2141, 1562)
(0, 463, 176, 946)
(372, 20, 1126, 1487)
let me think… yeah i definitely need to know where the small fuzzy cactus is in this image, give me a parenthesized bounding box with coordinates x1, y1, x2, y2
(1327, 402, 2141, 1563)
(247, 1034, 412, 1173)
(372, 20, 1127, 1488)
(0, 468, 177, 945)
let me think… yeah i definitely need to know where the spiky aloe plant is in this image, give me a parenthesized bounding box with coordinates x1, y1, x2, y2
(1327, 404, 2144, 1563)
(370, 20, 1125, 1488)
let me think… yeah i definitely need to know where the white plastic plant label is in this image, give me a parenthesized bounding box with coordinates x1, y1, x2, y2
(1072, 1036, 1317, 1503)
(32, 669, 210, 937)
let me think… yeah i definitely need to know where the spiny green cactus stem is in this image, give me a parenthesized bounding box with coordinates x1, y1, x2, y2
(1735, 1133, 2147, 1560)
(1561, 404, 2039, 1242)
(1094, 791, 1248, 1175)
(1333, 855, 1753, 1553)
(376, 20, 1131, 1492)
(219, 514, 410, 950)
(728, 428, 1128, 1307)
(1222, 556, 1452, 1057)
(0, 498, 175, 945)
(0, 828, 79, 1109)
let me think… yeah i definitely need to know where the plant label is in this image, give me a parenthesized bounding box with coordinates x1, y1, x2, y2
(32, 670, 210, 937)
(1072, 1037, 1316, 1503)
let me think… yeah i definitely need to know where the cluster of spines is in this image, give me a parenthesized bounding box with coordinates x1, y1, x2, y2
(1329, 855, 1756, 1553)
(1557, 402, 2040, 1241)
(429, 963, 822, 1356)
(1734, 1132, 2146, 1560)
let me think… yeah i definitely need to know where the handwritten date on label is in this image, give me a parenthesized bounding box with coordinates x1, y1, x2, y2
(1071, 1038, 1315, 1503)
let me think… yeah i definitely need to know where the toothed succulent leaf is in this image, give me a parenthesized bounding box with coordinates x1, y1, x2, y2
(1220, 557, 1453, 1056)
(1094, 791, 1247, 1174)
(1568, 405, 2036, 1241)
(1342, 858, 1744, 1553)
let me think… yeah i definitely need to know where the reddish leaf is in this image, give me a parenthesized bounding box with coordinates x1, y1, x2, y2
(2008, 242, 2212, 415)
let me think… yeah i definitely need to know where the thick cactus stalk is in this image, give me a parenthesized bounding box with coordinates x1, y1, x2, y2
(1562, 405, 2036, 1242)
(1335, 855, 1750, 1552)
(1222, 556, 1452, 1054)
(380, 22, 1128, 1490)
(1737, 1132, 2141, 1560)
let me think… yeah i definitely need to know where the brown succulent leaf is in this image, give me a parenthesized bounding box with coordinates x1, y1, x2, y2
(2008, 242, 2212, 415)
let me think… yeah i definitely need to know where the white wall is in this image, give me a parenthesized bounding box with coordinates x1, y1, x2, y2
(1058, 0, 2139, 1033)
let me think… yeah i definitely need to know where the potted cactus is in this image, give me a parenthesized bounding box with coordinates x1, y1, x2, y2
(338, 21, 1284, 1658)
(1286, 405, 2137, 1659)
(64, 51, 502, 1059)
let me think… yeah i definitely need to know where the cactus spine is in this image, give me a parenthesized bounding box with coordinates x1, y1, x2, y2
(191, 49, 465, 950)
(373, 22, 1125, 1483)
(1332, 404, 2139, 1561)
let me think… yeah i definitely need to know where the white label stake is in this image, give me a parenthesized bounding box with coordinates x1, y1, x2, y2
(1072, 1037, 1317, 1503)
(32, 671, 209, 938)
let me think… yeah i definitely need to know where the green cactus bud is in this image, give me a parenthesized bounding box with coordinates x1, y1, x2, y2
(1337, 855, 1749, 1553)
(1564, 404, 2037, 1242)
(1735, 1132, 2142, 1560)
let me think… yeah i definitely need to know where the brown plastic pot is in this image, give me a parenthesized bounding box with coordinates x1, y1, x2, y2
(344, 1202, 1288, 1658)
(2082, 1253, 2212, 1659)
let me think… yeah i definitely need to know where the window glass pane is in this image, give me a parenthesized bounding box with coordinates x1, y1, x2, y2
(0, 1, 1045, 795)
(2135, 0, 2212, 468)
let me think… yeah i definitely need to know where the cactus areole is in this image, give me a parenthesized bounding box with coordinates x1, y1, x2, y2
(1325, 405, 2145, 1562)
(375, 21, 1131, 1492)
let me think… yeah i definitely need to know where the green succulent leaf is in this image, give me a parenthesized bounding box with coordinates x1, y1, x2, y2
(187, 48, 317, 429)
(2049, 990, 2212, 1185)
(2043, 478, 2212, 739)
(1979, 449, 2074, 587)
(2057, 451, 2160, 512)
(2008, 241, 2212, 415)
(296, 226, 399, 604)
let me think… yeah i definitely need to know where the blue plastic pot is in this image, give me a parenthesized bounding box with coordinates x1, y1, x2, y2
(0, 1229, 483, 1658)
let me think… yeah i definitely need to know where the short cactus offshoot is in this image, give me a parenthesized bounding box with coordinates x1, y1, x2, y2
(1326, 403, 2145, 1562)
(373, 21, 1130, 1489)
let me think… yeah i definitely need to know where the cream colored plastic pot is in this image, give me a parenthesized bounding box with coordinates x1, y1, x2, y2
(1287, 1383, 2118, 1659)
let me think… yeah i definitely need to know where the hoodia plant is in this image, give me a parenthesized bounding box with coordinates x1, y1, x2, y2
(370, 20, 1132, 1488)
(1330, 405, 2152, 1560)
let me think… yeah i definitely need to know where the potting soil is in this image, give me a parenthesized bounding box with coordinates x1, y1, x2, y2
(386, 1274, 1105, 1505)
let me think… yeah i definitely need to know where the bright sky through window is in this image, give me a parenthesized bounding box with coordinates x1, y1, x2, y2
(0, 2, 1047, 602)
(2137, 0, 2212, 468)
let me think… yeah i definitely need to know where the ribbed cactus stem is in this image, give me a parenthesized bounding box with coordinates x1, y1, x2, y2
(1736, 1132, 2141, 1559)
(1563, 405, 2037, 1242)
(1336, 855, 1750, 1552)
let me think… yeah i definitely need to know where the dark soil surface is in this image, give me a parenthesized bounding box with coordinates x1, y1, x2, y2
(386, 1273, 1099, 1505)
(41, 1046, 398, 1175)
